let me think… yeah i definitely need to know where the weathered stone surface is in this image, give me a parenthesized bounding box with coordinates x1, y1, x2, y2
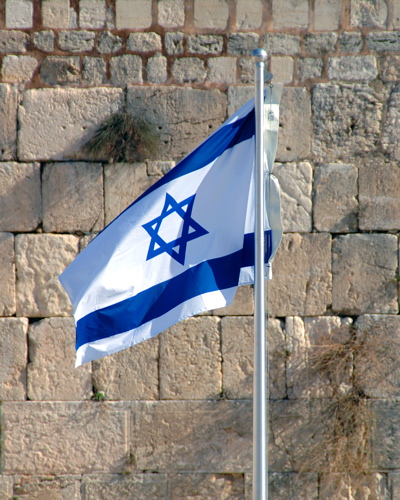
(332, 234, 398, 314)
(382, 85, 400, 160)
(0, 30, 29, 53)
(297, 57, 323, 80)
(147, 159, 175, 176)
(110, 54, 143, 85)
(227, 33, 259, 55)
(13, 475, 81, 500)
(79, 0, 106, 28)
(40, 56, 80, 85)
(0, 476, 13, 499)
(221, 317, 285, 399)
(0, 233, 16, 316)
(42, 162, 104, 233)
(373, 400, 400, 468)
(127, 86, 227, 161)
(339, 31, 363, 52)
(42, 0, 70, 28)
(395, 0, 400, 28)
(188, 34, 223, 54)
(315, 0, 342, 30)
(319, 473, 388, 500)
(270, 56, 294, 84)
(273, 0, 308, 28)
(115, 0, 152, 29)
(92, 336, 159, 400)
(213, 285, 253, 316)
(2, 401, 129, 474)
(158, 0, 185, 27)
(239, 58, 255, 84)
(351, 0, 388, 27)
(359, 161, 400, 230)
(367, 31, 400, 51)
(262, 33, 301, 55)
(165, 31, 184, 55)
(160, 317, 221, 399)
(246, 472, 318, 500)
(305, 32, 338, 55)
(58, 30, 95, 52)
(389, 473, 400, 499)
(147, 53, 168, 83)
(328, 55, 378, 81)
(170, 473, 245, 499)
(130, 400, 252, 472)
(27, 317, 91, 401)
(208, 57, 236, 84)
(172, 57, 206, 83)
(269, 233, 332, 317)
(381, 55, 400, 82)
(33, 30, 55, 52)
(82, 474, 167, 499)
(6, 0, 33, 28)
(0, 318, 27, 400)
(273, 162, 312, 233)
(0, 162, 40, 232)
(194, 0, 229, 29)
(15, 234, 79, 317)
(314, 163, 358, 232)
(0, 84, 17, 160)
(98, 31, 122, 53)
(18, 87, 124, 161)
(127, 32, 162, 52)
(227, 86, 253, 115)
(82, 56, 107, 85)
(236, 0, 263, 29)
(312, 83, 382, 162)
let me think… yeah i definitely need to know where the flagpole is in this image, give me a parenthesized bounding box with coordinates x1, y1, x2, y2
(252, 48, 268, 500)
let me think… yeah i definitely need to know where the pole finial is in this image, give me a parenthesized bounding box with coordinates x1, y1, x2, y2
(252, 48, 268, 63)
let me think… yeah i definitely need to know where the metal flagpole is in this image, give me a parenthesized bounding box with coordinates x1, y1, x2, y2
(252, 48, 268, 500)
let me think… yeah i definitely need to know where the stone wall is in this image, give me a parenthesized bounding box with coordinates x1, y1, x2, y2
(1, 0, 400, 498)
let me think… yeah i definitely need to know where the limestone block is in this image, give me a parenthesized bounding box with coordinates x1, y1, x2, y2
(42, 0, 70, 28)
(33, 30, 55, 52)
(147, 53, 168, 83)
(127, 86, 227, 161)
(6, 0, 33, 28)
(373, 400, 400, 468)
(332, 234, 398, 314)
(104, 162, 156, 225)
(194, 0, 229, 29)
(276, 87, 312, 162)
(312, 83, 382, 162)
(395, 0, 400, 28)
(188, 34, 223, 54)
(313, 163, 358, 232)
(0, 162, 41, 232)
(115, 0, 152, 29)
(0, 476, 13, 499)
(2, 401, 129, 474)
(172, 57, 206, 83)
(273, 162, 312, 233)
(286, 316, 353, 399)
(110, 54, 143, 85)
(82, 474, 167, 499)
(127, 32, 162, 52)
(305, 32, 338, 55)
(82, 56, 107, 85)
(315, 0, 342, 30)
(328, 55, 378, 81)
(98, 31, 122, 53)
(273, 0, 308, 28)
(351, 0, 388, 27)
(70, 6, 78, 28)
(359, 161, 400, 230)
(158, 0, 185, 27)
(15, 234, 79, 317)
(213, 284, 253, 316)
(367, 31, 400, 51)
(268, 233, 332, 317)
(208, 57, 236, 84)
(160, 317, 221, 399)
(382, 85, 400, 160)
(0, 318, 27, 400)
(239, 58, 255, 84)
(170, 473, 245, 499)
(1, 55, 37, 83)
(319, 473, 388, 500)
(270, 56, 294, 84)
(147, 159, 175, 176)
(18, 87, 124, 161)
(79, 0, 106, 28)
(0, 233, 16, 316)
(228, 87, 253, 116)
(130, 400, 252, 472)
(165, 32, 184, 55)
(390, 473, 400, 499)
(221, 316, 285, 399)
(236, 0, 263, 29)
(246, 473, 318, 500)
(381, 55, 400, 82)
(58, 30, 95, 52)
(339, 31, 363, 52)
(13, 475, 80, 500)
(262, 33, 301, 55)
(40, 56, 80, 85)
(92, 336, 159, 400)
(42, 162, 104, 233)
(227, 33, 259, 55)
(297, 57, 323, 80)
(0, 30, 29, 53)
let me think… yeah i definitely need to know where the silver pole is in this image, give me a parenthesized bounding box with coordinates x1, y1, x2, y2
(252, 48, 268, 500)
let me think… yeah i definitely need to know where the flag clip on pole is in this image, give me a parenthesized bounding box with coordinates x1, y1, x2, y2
(252, 48, 268, 500)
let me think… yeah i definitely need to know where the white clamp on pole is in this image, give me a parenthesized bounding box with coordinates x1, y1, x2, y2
(252, 48, 268, 500)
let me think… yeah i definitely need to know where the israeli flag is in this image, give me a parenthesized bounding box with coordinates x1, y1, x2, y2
(60, 91, 282, 366)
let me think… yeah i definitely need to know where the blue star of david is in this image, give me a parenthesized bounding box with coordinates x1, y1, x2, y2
(142, 192, 209, 265)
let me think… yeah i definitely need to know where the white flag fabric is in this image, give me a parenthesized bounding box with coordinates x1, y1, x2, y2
(59, 93, 282, 366)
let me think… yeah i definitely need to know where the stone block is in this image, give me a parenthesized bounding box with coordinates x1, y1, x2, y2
(312, 83, 382, 162)
(373, 400, 400, 468)
(42, 162, 104, 233)
(170, 473, 245, 499)
(315, 0, 342, 30)
(127, 32, 162, 52)
(130, 400, 252, 472)
(351, 0, 388, 28)
(115, 0, 152, 29)
(92, 336, 159, 400)
(332, 234, 398, 315)
(110, 54, 143, 86)
(273, 0, 308, 28)
(18, 87, 124, 161)
(221, 316, 285, 399)
(381, 55, 400, 82)
(82, 474, 167, 499)
(58, 30, 95, 52)
(82, 56, 107, 85)
(1, 55, 37, 83)
(359, 161, 400, 230)
(13, 475, 81, 500)
(165, 31, 184, 55)
(246, 473, 318, 500)
(268, 233, 332, 317)
(160, 317, 221, 399)
(390, 473, 400, 499)
(0, 476, 13, 499)
(305, 32, 338, 54)
(319, 473, 388, 500)
(42, 0, 70, 28)
(213, 284, 253, 316)
(286, 316, 353, 399)
(194, 0, 229, 29)
(239, 58, 255, 84)
(40, 56, 81, 85)
(276, 87, 312, 162)
(395, 0, 400, 28)
(236, 0, 263, 29)
(273, 162, 312, 233)
(297, 57, 323, 80)
(147, 53, 168, 83)
(382, 85, 400, 160)
(127, 86, 227, 161)
(2, 401, 129, 474)
(158, 0, 185, 28)
(188, 34, 223, 54)
(15, 234, 79, 317)
(328, 55, 378, 81)
(313, 163, 358, 232)
(104, 162, 156, 225)
(0, 162, 40, 232)
(27, 317, 91, 401)
(98, 31, 122, 53)
(208, 57, 237, 84)
(339, 31, 363, 52)
(0, 233, 16, 316)
(33, 30, 55, 52)
(0, 318, 27, 400)
(270, 56, 294, 84)
(367, 31, 400, 51)
(6, 0, 33, 28)
(79, 0, 106, 28)
(147, 160, 175, 176)
(0, 30, 29, 53)
(227, 33, 259, 55)
(262, 33, 301, 55)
